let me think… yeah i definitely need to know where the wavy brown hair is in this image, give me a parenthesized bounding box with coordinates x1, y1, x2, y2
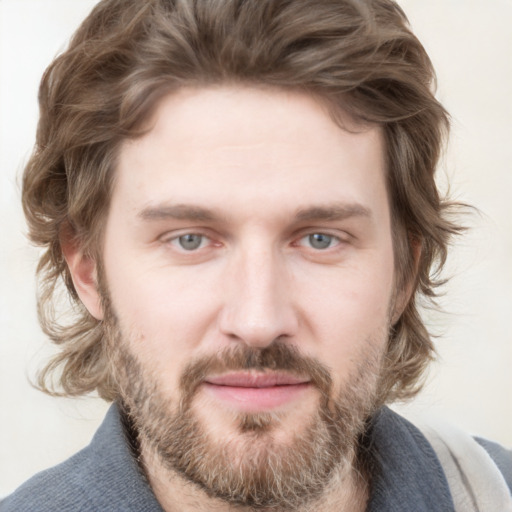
(23, 0, 462, 402)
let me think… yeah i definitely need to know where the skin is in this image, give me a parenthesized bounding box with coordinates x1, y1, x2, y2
(66, 86, 405, 511)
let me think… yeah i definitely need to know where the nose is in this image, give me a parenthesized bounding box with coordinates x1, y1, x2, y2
(218, 245, 299, 348)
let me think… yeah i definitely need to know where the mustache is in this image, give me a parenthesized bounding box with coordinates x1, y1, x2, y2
(179, 341, 333, 404)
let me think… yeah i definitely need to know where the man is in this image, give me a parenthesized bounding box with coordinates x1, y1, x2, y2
(2, 0, 511, 511)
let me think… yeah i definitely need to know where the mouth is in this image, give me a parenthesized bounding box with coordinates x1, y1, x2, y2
(202, 372, 312, 412)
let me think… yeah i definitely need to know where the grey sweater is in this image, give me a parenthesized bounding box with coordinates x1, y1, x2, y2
(2, 405, 511, 511)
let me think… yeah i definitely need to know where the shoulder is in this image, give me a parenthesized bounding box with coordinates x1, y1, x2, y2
(366, 407, 455, 511)
(0, 404, 163, 512)
(366, 407, 512, 512)
(0, 447, 97, 512)
(405, 413, 512, 511)
(476, 437, 512, 493)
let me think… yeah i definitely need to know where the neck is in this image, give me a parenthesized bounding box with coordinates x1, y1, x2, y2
(140, 441, 370, 512)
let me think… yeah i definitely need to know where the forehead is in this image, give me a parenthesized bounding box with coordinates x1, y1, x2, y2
(113, 86, 388, 224)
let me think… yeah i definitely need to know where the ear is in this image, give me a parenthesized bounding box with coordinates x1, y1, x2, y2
(391, 237, 422, 325)
(61, 234, 104, 321)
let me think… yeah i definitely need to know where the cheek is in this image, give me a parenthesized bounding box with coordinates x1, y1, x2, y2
(313, 295, 390, 360)
(105, 260, 223, 362)
(296, 259, 394, 368)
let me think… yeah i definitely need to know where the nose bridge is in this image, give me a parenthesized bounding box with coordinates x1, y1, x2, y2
(219, 239, 297, 347)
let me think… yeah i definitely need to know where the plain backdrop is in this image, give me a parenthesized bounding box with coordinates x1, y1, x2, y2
(1, 0, 511, 498)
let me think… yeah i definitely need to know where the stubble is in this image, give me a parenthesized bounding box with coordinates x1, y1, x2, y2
(103, 303, 386, 510)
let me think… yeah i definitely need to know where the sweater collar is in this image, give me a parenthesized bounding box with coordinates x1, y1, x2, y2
(93, 403, 454, 511)
(365, 406, 455, 512)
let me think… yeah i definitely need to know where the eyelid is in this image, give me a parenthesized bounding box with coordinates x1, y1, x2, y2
(160, 227, 210, 241)
(177, 234, 209, 251)
(160, 230, 213, 250)
(297, 233, 340, 249)
(292, 228, 351, 245)
(158, 228, 351, 252)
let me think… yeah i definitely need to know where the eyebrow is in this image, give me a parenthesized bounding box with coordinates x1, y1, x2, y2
(138, 203, 222, 222)
(137, 201, 372, 223)
(294, 203, 372, 222)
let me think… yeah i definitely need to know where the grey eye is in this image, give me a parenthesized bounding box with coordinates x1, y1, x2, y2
(178, 234, 204, 251)
(308, 233, 333, 249)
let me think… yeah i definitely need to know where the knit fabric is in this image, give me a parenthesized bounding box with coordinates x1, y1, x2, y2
(1, 405, 510, 511)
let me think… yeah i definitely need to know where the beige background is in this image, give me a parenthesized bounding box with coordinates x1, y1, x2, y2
(1, 0, 511, 498)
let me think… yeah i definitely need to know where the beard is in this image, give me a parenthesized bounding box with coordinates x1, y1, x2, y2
(102, 301, 386, 510)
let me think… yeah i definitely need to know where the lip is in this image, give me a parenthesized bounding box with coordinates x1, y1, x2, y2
(202, 372, 311, 412)
(205, 372, 309, 388)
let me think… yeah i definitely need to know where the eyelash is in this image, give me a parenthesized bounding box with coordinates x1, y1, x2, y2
(163, 231, 345, 253)
(295, 233, 342, 250)
(167, 233, 213, 252)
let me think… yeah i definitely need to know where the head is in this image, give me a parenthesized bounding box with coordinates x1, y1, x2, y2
(23, 0, 462, 508)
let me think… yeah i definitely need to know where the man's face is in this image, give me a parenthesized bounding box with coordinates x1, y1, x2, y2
(99, 86, 397, 507)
